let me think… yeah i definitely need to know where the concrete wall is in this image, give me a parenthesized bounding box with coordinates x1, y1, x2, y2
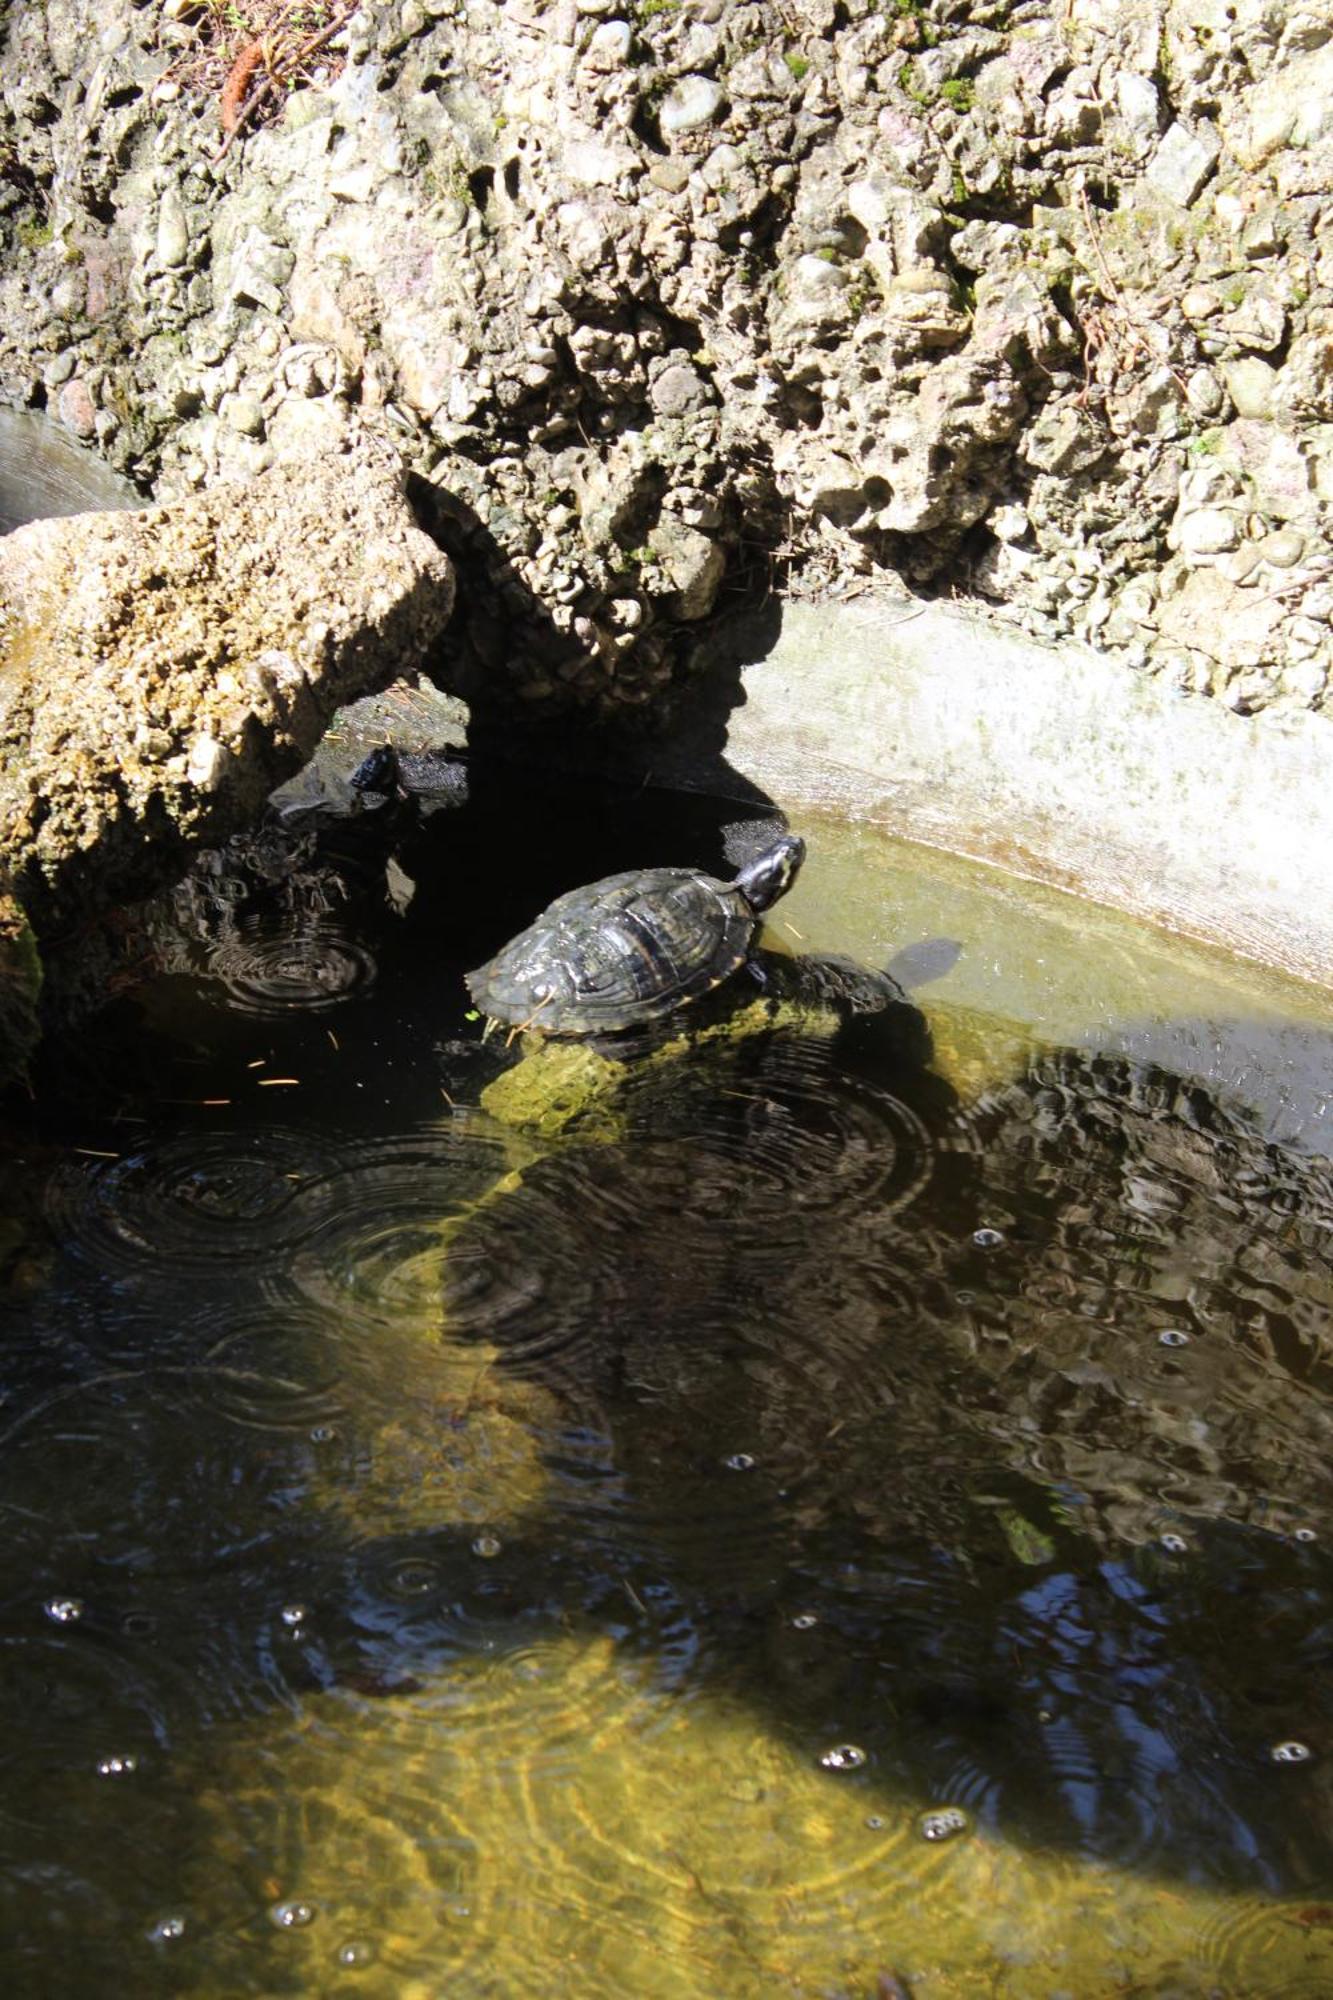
(664, 597, 1333, 991)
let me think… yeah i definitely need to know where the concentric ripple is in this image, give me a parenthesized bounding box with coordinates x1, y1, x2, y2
(206, 921, 377, 1016)
(44, 1127, 351, 1279)
(1195, 1894, 1333, 1997)
(283, 1116, 530, 1338)
(614, 1032, 938, 1227)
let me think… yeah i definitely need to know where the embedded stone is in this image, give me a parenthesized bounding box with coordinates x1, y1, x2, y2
(1145, 120, 1220, 206)
(659, 75, 724, 137)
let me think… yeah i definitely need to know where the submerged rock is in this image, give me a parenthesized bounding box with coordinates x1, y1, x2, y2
(0, 451, 454, 926)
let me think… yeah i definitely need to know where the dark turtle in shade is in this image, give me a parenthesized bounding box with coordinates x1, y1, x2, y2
(466, 833, 806, 1036)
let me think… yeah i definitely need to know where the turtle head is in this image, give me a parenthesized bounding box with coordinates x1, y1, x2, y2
(734, 833, 805, 913)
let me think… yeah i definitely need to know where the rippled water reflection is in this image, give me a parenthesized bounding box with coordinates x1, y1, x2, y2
(4, 789, 1333, 1996)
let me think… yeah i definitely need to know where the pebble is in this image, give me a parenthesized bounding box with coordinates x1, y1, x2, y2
(659, 75, 725, 137)
(1256, 526, 1305, 567)
(1175, 506, 1240, 557)
(1145, 120, 1220, 207)
(1223, 356, 1277, 419)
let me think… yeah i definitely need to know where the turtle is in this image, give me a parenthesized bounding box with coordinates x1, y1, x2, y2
(465, 833, 806, 1037)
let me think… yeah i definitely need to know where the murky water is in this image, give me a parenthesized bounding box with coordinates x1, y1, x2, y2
(5, 770, 1333, 1998)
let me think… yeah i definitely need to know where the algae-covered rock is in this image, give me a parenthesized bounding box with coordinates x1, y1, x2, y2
(479, 952, 921, 1144)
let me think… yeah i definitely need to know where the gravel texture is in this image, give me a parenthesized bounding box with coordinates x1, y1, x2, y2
(1, 0, 1332, 719)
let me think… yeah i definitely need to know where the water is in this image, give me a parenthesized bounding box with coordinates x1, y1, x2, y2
(4, 771, 1333, 1998)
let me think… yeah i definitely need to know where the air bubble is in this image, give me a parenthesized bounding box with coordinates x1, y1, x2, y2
(269, 1899, 318, 1929)
(472, 1533, 502, 1559)
(280, 1603, 308, 1629)
(724, 1452, 756, 1471)
(310, 1425, 336, 1444)
(791, 1612, 818, 1630)
(972, 1227, 1006, 1249)
(1270, 1740, 1314, 1764)
(148, 1915, 186, 1943)
(1158, 1329, 1191, 1348)
(819, 1743, 867, 1772)
(44, 1596, 84, 1624)
(865, 1814, 886, 1830)
(96, 1753, 138, 1777)
(918, 1805, 969, 1842)
(1160, 1533, 1188, 1553)
(336, 1939, 377, 1968)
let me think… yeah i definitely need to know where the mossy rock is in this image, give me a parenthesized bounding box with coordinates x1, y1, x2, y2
(478, 954, 914, 1145)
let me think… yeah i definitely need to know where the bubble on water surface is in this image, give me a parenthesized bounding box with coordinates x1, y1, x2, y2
(148, 1915, 186, 1943)
(1159, 1533, 1188, 1554)
(819, 1743, 867, 1771)
(96, 1753, 137, 1777)
(791, 1612, 818, 1630)
(1294, 1527, 1318, 1544)
(1270, 1740, 1314, 1764)
(918, 1805, 969, 1842)
(1158, 1328, 1191, 1347)
(387, 1559, 440, 1598)
(336, 1938, 377, 1968)
(723, 1452, 756, 1471)
(44, 1596, 84, 1624)
(269, 1899, 318, 1928)
(472, 1533, 503, 1559)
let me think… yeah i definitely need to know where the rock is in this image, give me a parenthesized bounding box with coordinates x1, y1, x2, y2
(0, 452, 455, 924)
(1255, 527, 1305, 568)
(649, 518, 725, 619)
(1173, 505, 1241, 557)
(0, 883, 40, 1094)
(1222, 40, 1333, 167)
(1214, 421, 1313, 521)
(1022, 406, 1105, 476)
(649, 360, 713, 417)
(1222, 356, 1277, 418)
(659, 76, 724, 139)
(1144, 120, 1220, 206)
(154, 185, 190, 271)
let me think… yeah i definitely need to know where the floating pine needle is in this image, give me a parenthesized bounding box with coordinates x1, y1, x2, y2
(258, 1077, 300, 1087)
(247, 1059, 266, 1070)
(782, 920, 806, 939)
(72, 1148, 120, 1160)
(327, 1028, 340, 1050)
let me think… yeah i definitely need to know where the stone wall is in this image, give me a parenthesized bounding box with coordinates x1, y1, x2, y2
(2, 0, 1331, 720)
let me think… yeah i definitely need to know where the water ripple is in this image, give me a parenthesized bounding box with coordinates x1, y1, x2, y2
(206, 920, 377, 1016)
(44, 1127, 350, 1279)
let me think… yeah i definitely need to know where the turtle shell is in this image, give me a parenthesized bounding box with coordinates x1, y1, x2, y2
(466, 866, 756, 1035)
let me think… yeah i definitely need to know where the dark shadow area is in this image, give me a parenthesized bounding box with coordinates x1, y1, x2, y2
(401, 468, 787, 814)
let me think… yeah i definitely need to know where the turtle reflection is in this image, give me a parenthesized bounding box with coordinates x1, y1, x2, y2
(436, 1024, 1333, 1892)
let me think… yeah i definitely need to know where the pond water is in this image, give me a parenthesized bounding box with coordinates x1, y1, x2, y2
(4, 765, 1333, 1999)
